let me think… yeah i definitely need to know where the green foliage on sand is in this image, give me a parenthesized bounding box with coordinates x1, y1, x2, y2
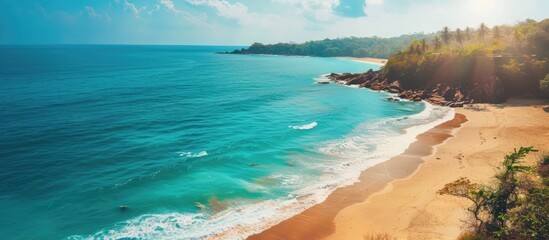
(439, 148, 549, 240)
(541, 74, 549, 97)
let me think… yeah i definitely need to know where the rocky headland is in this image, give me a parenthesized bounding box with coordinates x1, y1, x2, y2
(326, 69, 498, 107)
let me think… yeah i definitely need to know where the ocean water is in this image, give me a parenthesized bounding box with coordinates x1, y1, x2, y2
(0, 45, 453, 239)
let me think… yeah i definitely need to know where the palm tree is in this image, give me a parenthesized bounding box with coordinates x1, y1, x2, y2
(492, 26, 501, 40)
(421, 38, 428, 53)
(442, 26, 451, 48)
(513, 29, 521, 43)
(478, 23, 489, 42)
(465, 27, 472, 42)
(433, 36, 441, 51)
(456, 28, 464, 46)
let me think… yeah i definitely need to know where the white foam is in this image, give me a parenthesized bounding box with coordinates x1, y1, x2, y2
(73, 102, 455, 240)
(289, 122, 317, 130)
(313, 74, 330, 83)
(178, 151, 208, 158)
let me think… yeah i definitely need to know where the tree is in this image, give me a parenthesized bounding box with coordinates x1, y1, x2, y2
(421, 38, 428, 53)
(465, 27, 472, 42)
(513, 29, 521, 43)
(438, 147, 543, 239)
(442, 26, 452, 47)
(493, 26, 501, 40)
(479, 23, 489, 42)
(487, 147, 536, 235)
(456, 28, 464, 46)
(433, 36, 441, 51)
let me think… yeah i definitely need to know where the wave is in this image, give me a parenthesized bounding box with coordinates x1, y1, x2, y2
(71, 102, 454, 240)
(313, 74, 330, 84)
(313, 74, 360, 88)
(289, 122, 317, 130)
(178, 151, 208, 158)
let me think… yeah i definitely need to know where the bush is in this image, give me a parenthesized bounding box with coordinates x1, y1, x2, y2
(456, 231, 490, 240)
(540, 74, 549, 98)
(439, 147, 549, 239)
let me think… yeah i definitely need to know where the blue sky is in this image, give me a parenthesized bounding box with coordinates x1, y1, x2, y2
(1, 0, 548, 45)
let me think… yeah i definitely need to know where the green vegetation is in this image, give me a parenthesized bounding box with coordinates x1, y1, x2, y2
(383, 19, 549, 99)
(541, 74, 549, 97)
(230, 33, 433, 59)
(439, 147, 549, 240)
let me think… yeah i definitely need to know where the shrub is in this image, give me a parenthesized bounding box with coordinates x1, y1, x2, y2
(456, 231, 490, 240)
(540, 74, 549, 98)
(439, 147, 549, 239)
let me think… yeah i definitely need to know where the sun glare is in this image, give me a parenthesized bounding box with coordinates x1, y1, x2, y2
(470, 0, 497, 13)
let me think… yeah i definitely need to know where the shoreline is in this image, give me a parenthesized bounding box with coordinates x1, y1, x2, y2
(248, 110, 467, 239)
(249, 98, 549, 240)
(340, 57, 388, 66)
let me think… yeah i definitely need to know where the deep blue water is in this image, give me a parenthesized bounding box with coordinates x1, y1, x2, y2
(0, 45, 452, 239)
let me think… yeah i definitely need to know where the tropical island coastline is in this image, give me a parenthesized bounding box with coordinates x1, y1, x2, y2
(2, 1, 548, 239)
(241, 18, 549, 240)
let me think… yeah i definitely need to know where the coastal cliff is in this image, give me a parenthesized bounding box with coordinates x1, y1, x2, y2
(327, 55, 516, 107)
(327, 69, 476, 107)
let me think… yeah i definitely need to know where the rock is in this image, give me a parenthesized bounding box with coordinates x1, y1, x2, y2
(421, 90, 431, 99)
(452, 101, 465, 107)
(347, 75, 368, 85)
(360, 82, 371, 88)
(441, 87, 456, 101)
(327, 69, 492, 107)
(371, 84, 384, 91)
(387, 86, 402, 93)
(454, 90, 464, 102)
(387, 97, 401, 102)
(338, 73, 354, 80)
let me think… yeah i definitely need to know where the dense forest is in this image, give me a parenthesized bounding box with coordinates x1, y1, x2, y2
(228, 33, 433, 59)
(382, 18, 549, 100)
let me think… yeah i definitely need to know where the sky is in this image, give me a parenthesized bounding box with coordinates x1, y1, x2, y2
(1, 0, 548, 45)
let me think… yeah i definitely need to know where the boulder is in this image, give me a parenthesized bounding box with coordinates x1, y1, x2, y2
(388, 86, 402, 93)
(347, 75, 368, 85)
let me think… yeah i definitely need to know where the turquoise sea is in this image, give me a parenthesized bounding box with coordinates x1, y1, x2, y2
(0, 45, 453, 239)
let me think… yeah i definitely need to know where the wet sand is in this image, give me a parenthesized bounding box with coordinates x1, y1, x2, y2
(249, 98, 549, 240)
(248, 113, 468, 240)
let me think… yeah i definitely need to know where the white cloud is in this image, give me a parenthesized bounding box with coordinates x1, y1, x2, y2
(83, 6, 112, 22)
(186, 0, 278, 27)
(116, 0, 147, 18)
(272, 0, 340, 21)
(187, 0, 248, 20)
(366, 0, 383, 5)
(84, 6, 98, 17)
(159, 0, 209, 26)
(159, 0, 183, 14)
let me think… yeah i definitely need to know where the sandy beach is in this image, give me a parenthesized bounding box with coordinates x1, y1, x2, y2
(341, 57, 388, 66)
(250, 98, 549, 240)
